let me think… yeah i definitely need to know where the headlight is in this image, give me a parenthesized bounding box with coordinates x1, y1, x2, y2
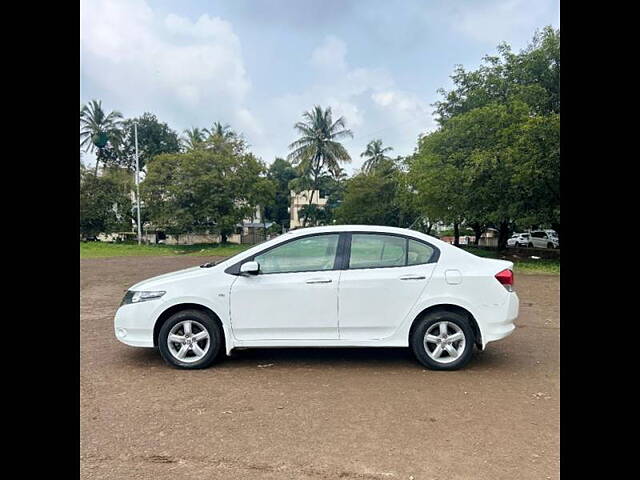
(121, 290, 166, 305)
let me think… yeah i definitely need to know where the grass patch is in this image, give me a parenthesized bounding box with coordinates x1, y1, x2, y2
(461, 246, 560, 275)
(80, 242, 252, 259)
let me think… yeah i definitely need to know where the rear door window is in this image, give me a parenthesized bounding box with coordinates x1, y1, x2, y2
(348, 234, 435, 269)
(349, 234, 406, 269)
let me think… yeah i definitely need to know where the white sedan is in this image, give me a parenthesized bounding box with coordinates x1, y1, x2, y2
(114, 225, 518, 370)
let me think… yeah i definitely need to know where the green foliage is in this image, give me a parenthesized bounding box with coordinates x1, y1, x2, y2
(409, 27, 560, 249)
(181, 127, 208, 152)
(288, 105, 353, 226)
(434, 26, 560, 124)
(80, 170, 132, 236)
(360, 139, 393, 174)
(141, 136, 275, 241)
(80, 99, 124, 175)
(335, 159, 418, 227)
(205, 122, 236, 141)
(265, 158, 299, 228)
(114, 113, 181, 171)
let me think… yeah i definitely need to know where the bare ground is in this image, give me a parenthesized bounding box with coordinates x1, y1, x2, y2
(80, 256, 559, 480)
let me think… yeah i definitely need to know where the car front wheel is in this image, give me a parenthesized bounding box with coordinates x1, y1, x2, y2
(158, 309, 223, 369)
(410, 311, 475, 370)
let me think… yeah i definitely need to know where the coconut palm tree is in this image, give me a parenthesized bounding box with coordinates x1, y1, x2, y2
(287, 105, 353, 226)
(181, 127, 207, 151)
(80, 100, 124, 175)
(205, 121, 235, 140)
(360, 139, 393, 174)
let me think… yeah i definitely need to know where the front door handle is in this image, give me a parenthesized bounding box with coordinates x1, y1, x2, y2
(399, 275, 426, 280)
(306, 278, 333, 284)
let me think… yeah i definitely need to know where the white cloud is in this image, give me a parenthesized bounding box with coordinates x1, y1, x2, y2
(264, 35, 435, 172)
(448, 0, 557, 46)
(310, 35, 348, 72)
(80, 4, 437, 171)
(80, 0, 261, 149)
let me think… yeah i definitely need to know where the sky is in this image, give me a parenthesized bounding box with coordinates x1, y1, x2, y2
(80, 0, 559, 173)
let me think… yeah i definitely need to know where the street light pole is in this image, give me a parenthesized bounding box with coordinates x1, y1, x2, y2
(134, 122, 142, 245)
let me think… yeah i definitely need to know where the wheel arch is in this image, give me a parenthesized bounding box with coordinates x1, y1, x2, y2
(153, 303, 227, 353)
(408, 304, 482, 349)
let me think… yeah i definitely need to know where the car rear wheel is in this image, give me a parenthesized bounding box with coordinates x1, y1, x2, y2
(158, 309, 223, 369)
(410, 311, 475, 370)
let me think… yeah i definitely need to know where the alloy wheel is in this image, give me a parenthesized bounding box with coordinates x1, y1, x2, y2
(423, 321, 466, 364)
(167, 320, 211, 363)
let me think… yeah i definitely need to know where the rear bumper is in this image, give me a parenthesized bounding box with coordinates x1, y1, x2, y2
(481, 292, 518, 348)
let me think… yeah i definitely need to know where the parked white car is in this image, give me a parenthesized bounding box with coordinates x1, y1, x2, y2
(529, 230, 560, 249)
(507, 233, 531, 247)
(114, 225, 519, 370)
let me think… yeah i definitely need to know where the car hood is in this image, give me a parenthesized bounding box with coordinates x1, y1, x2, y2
(129, 265, 213, 290)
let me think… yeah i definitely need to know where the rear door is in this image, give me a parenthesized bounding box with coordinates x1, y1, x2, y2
(337, 233, 438, 340)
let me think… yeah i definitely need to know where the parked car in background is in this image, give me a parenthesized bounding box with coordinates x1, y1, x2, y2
(507, 233, 531, 247)
(529, 230, 560, 249)
(114, 225, 519, 371)
(545, 230, 560, 245)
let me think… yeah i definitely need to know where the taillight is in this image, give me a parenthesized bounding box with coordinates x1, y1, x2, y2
(495, 269, 514, 291)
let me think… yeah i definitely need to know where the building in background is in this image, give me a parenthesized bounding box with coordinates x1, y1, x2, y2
(289, 190, 328, 229)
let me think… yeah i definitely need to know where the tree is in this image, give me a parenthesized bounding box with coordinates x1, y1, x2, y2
(142, 135, 274, 243)
(182, 127, 207, 152)
(115, 113, 181, 171)
(205, 121, 236, 140)
(80, 99, 124, 175)
(409, 27, 560, 248)
(265, 158, 299, 229)
(360, 139, 393, 174)
(287, 105, 353, 226)
(80, 169, 132, 237)
(335, 159, 417, 227)
(434, 27, 559, 125)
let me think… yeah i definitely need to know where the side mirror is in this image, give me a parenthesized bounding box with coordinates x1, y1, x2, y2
(240, 261, 260, 275)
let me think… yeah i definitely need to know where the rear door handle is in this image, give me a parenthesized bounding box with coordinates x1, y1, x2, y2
(306, 278, 333, 284)
(399, 275, 426, 280)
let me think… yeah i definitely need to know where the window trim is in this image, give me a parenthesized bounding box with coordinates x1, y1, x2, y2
(224, 230, 440, 275)
(224, 232, 345, 276)
(344, 232, 439, 271)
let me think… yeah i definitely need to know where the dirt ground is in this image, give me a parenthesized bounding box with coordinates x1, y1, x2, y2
(80, 256, 559, 480)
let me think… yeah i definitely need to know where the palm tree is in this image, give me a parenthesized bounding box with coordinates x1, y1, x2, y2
(182, 127, 207, 151)
(287, 105, 353, 226)
(80, 100, 124, 175)
(205, 121, 235, 140)
(360, 139, 393, 174)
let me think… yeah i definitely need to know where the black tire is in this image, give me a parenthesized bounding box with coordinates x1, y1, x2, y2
(410, 310, 475, 371)
(158, 309, 223, 369)
(547, 242, 553, 249)
(528, 243, 534, 248)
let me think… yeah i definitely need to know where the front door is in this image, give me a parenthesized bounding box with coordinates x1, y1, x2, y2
(338, 233, 437, 340)
(230, 233, 341, 340)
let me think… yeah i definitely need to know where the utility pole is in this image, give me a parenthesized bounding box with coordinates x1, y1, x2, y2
(134, 122, 142, 245)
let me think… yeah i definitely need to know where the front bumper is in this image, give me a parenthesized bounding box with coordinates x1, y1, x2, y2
(114, 300, 158, 347)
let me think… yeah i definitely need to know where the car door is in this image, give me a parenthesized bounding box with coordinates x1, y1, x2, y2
(531, 232, 546, 248)
(229, 233, 342, 341)
(338, 233, 438, 340)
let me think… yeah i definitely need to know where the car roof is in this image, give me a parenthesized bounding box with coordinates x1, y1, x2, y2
(286, 224, 442, 242)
